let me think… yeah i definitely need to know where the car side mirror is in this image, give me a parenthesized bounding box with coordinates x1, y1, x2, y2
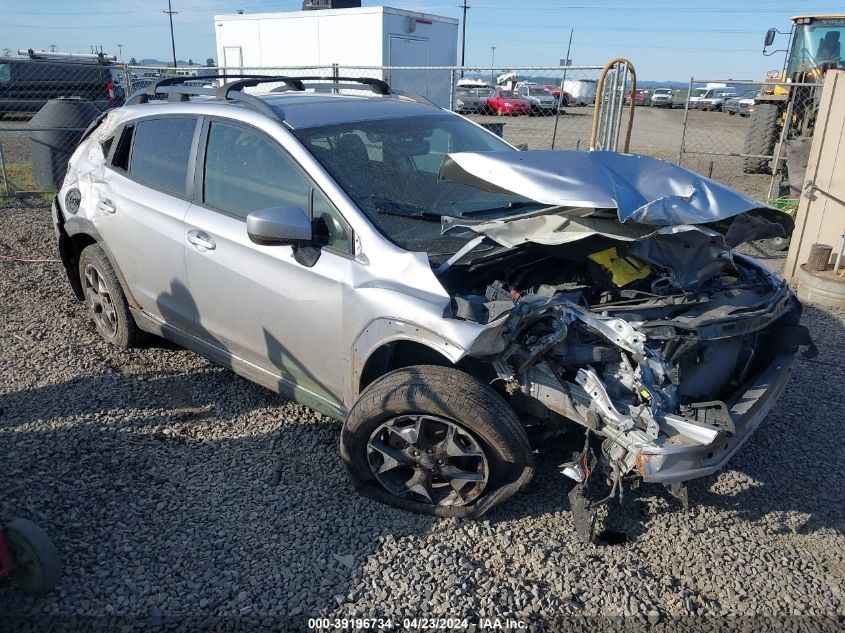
(764, 28, 776, 48)
(246, 206, 312, 246)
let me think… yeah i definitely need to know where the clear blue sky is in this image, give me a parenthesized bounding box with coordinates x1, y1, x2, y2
(1, 0, 843, 79)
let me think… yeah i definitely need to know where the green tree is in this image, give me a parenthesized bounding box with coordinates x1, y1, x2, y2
(188, 58, 194, 65)
(129, 57, 137, 65)
(206, 57, 215, 67)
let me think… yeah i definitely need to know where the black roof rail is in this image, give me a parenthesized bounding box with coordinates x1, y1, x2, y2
(125, 73, 398, 120)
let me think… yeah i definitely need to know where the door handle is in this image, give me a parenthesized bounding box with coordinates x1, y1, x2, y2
(187, 230, 216, 251)
(97, 199, 116, 214)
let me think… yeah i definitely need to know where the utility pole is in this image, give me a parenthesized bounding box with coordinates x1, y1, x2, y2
(163, 0, 178, 69)
(117, 44, 124, 65)
(49, 44, 57, 52)
(459, 1, 470, 78)
(490, 46, 496, 84)
(551, 29, 574, 151)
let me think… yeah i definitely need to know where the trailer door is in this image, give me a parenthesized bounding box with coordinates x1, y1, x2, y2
(223, 46, 243, 72)
(388, 36, 429, 99)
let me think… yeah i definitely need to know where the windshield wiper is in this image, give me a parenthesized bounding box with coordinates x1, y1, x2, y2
(457, 200, 541, 217)
(373, 197, 442, 221)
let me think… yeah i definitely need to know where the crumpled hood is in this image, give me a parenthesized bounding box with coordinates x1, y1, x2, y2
(439, 150, 779, 226)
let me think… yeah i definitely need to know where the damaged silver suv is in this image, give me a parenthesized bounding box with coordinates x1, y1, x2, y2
(54, 76, 814, 540)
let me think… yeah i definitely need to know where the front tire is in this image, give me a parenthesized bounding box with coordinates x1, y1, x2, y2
(78, 244, 145, 348)
(340, 366, 534, 518)
(743, 102, 780, 174)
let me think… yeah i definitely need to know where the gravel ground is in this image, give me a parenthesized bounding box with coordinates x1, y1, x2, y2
(1, 202, 844, 630)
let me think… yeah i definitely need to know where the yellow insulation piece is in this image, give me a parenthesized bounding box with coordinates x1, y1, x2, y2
(588, 247, 651, 287)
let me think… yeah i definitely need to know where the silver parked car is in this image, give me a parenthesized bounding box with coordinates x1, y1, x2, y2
(698, 87, 739, 111)
(724, 89, 759, 117)
(516, 84, 558, 115)
(54, 75, 813, 541)
(454, 87, 488, 114)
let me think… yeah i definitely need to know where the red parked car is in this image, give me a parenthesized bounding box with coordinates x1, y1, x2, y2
(542, 84, 571, 106)
(624, 89, 648, 106)
(485, 89, 530, 116)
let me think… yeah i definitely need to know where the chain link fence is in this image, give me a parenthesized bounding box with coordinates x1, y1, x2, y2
(0, 56, 123, 195)
(677, 78, 824, 199)
(2, 61, 822, 202)
(125, 64, 606, 152)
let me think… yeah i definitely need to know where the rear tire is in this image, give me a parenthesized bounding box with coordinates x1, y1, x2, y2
(340, 366, 534, 518)
(743, 102, 780, 174)
(78, 244, 145, 348)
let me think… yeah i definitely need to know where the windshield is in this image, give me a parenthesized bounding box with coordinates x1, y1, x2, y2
(787, 19, 845, 75)
(499, 90, 517, 99)
(742, 90, 758, 98)
(692, 88, 708, 97)
(293, 115, 544, 257)
(654, 89, 671, 95)
(530, 88, 553, 97)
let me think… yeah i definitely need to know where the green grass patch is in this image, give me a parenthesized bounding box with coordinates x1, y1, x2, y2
(0, 162, 54, 204)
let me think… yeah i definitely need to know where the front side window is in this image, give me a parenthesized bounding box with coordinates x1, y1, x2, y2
(129, 118, 197, 196)
(0, 63, 9, 84)
(203, 121, 310, 219)
(294, 114, 542, 258)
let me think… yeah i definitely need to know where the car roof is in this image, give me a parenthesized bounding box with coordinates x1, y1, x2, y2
(123, 89, 454, 129)
(254, 92, 450, 129)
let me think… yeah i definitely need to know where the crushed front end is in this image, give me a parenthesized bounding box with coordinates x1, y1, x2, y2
(434, 149, 816, 540)
(441, 223, 814, 541)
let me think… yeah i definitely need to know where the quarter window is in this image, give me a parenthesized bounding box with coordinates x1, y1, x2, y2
(203, 121, 310, 219)
(128, 118, 196, 196)
(111, 124, 134, 171)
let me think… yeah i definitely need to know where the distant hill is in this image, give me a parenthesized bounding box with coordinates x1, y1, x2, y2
(137, 58, 204, 67)
(637, 80, 690, 89)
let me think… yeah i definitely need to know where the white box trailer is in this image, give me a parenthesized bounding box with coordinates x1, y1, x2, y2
(214, 6, 458, 107)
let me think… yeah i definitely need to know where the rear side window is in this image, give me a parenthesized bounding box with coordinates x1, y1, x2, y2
(129, 118, 197, 196)
(0, 63, 9, 84)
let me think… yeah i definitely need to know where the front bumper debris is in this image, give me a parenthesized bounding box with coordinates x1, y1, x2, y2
(635, 353, 794, 483)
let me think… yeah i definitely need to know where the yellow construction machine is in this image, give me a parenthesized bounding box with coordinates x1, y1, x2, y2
(744, 15, 845, 174)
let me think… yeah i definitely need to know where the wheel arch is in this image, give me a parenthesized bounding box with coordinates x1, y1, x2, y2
(58, 216, 140, 309)
(351, 319, 494, 401)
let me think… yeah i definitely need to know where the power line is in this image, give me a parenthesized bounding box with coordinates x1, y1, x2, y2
(472, 22, 761, 34)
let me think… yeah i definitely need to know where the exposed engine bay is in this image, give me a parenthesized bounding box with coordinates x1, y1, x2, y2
(441, 229, 813, 540)
(430, 149, 817, 540)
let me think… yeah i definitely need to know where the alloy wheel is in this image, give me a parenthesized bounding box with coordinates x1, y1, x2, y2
(83, 263, 118, 337)
(366, 414, 489, 506)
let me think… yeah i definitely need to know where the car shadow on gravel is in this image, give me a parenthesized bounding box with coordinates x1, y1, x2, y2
(1, 280, 436, 621)
(0, 365, 437, 622)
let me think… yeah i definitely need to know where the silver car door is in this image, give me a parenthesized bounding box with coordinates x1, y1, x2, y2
(93, 116, 200, 329)
(184, 119, 353, 409)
